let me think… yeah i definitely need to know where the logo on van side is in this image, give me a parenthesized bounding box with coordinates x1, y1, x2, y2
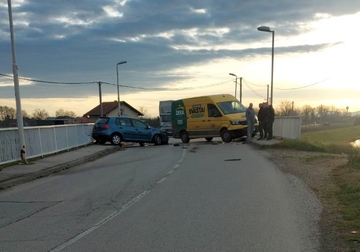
(175, 105, 185, 116)
(189, 104, 205, 118)
(189, 104, 205, 115)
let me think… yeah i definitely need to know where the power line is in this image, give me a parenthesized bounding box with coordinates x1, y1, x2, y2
(242, 77, 331, 90)
(0, 72, 232, 91)
(242, 79, 265, 99)
(275, 78, 331, 90)
(1, 71, 330, 92)
(0, 73, 98, 85)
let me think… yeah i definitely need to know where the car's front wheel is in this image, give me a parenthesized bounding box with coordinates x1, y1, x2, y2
(153, 135, 162, 145)
(111, 133, 122, 145)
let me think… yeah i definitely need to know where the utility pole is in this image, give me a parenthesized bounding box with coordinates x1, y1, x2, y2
(7, 0, 26, 163)
(98, 82, 103, 117)
(267, 85, 269, 103)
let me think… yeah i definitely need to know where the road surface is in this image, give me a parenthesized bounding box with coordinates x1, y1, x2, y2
(0, 138, 321, 251)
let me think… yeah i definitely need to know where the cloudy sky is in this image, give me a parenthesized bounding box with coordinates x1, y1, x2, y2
(1, 0, 359, 117)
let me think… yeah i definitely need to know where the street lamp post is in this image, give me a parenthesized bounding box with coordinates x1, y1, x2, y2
(239, 77, 243, 104)
(116, 61, 127, 116)
(257, 26, 275, 106)
(229, 73, 237, 99)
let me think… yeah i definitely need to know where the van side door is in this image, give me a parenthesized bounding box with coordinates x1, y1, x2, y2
(204, 104, 223, 135)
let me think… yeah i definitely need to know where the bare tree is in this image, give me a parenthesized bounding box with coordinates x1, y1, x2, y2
(22, 110, 29, 118)
(55, 108, 77, 118)
(0, 106, 16, 120)
(32, 109, 49, 120)
(277, 101, 293, 116)
(301, 105, 314, 126)
(138, 106, 150, 118)
(316, 105, 330, 123)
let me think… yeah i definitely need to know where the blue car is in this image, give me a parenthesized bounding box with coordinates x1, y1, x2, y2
(92, 117, 169, 146)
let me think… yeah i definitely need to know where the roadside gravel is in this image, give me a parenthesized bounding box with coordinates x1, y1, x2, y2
(259, 148, 348, 252)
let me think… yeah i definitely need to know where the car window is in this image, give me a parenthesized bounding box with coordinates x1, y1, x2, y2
(115, 118, 131, 126)
(132, 119, 148, 129)
(95, 118, 109, 124)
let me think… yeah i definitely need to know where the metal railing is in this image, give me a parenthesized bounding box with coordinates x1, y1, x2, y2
(0, 124, 94, 165)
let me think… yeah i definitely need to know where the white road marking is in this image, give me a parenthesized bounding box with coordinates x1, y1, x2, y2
(50, 147, 188, 251)
(50, 190, 149, 252)
(157, 177, 167, 184)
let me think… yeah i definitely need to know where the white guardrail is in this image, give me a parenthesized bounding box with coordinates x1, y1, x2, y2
(0, 123, 94, 165)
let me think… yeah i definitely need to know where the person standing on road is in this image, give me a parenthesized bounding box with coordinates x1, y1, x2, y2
(246, 102, 255, 140)
(266, 104, 275, 140)
(262, 102, 269, 139)
(257, 103, 265, 140)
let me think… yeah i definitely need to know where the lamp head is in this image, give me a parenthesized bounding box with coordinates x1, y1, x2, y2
(257, 26, 272, 32)
(117, 61, 127, 65)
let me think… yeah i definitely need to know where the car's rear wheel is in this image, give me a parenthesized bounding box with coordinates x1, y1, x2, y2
(153, 135, 162, 145)
(180, 131, 190, 143)
(220, 129, 232, 143)
(139, 142, 145, 146)
(111, 133, 122, 145)
(205, 137, 213, 142)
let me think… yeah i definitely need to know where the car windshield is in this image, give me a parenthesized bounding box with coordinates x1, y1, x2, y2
(217, 101, 246, 115)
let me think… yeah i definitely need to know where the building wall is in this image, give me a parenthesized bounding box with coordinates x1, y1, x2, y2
(87, 104, 140, 123)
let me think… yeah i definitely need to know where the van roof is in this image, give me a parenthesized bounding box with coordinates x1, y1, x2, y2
(176, 94, 236, 101)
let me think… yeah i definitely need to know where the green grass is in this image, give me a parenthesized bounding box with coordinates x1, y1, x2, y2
(268, 125, 360, 155)
(267, 124, 360, 250)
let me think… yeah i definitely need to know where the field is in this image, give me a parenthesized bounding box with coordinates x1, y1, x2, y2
(266, 125, 360, 251)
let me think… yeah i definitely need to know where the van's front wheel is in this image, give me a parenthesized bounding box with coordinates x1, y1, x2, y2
(220, 129, 232, 143)
(180, 131, 190, 143)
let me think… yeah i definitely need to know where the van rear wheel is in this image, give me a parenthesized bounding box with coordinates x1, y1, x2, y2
(205, 137, 213, 142)
(220, 129, 232, 143)
(180, 131, 190, 143)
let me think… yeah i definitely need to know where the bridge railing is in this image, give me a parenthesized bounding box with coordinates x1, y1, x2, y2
(0, 124, 94, 165)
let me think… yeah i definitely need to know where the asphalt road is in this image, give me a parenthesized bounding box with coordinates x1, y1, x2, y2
(0, 138, 321, 252)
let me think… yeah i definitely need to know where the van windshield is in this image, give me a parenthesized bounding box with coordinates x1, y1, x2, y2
(217, 101, 246, 114)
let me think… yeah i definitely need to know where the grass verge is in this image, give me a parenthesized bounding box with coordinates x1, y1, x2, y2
(267, 125, 360, 250)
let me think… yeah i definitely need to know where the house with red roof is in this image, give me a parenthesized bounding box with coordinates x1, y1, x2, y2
(83, 101, 144, 123)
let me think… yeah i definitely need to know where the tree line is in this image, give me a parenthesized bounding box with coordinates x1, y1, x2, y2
(271, 101, 354, 125)
(0, 102, 358, 128)
(0, 106, 77, 127)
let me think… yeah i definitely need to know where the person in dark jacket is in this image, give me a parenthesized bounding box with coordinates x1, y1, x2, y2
(257, 103, 265, 140)
(266, 104, 275, 140)
(262, 102, 269, 139)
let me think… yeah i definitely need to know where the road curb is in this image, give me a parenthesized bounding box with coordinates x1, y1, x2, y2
(0, 145, 123, 190)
